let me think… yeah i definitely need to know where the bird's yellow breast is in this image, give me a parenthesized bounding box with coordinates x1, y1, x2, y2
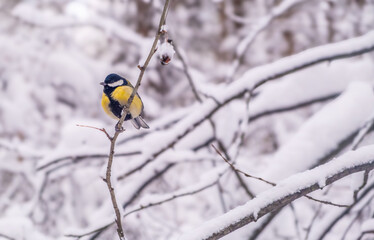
(101, 93, 118, 119)
(107, 86, 143, 118)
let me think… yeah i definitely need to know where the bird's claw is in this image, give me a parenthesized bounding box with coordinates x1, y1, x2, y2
(115, 123, 125, 132)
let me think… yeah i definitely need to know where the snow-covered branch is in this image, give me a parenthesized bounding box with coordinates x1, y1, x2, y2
(249, 92, 339, 122)
(179, 145, 374, 240)
(119, 31, 374, 179)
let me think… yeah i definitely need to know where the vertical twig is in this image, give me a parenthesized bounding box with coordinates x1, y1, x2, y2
(174, 41, 256, 202)
(351, 116, 374, 201)
(340, 206, 366, 240)
(304, 204, 322, 240)
(248, 209, 282, 240)
(289, 203, 302, 240)
(354, 170, 370, 201)
(124, 0, 171, 116)
(215, 140, 255, 198)
(103, 0, 172, 239)
(173, 43, 202, 102)
(105, 134, 125, 239)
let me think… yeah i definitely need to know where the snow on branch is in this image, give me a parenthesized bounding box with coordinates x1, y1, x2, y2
(249, 58, 374, 122)
(250, 91, 339, 121)
(260, 82, 374, 182)
(119, 31, 374, 179)
(351, 113, 374, 150)
(179, 145, 374, 240)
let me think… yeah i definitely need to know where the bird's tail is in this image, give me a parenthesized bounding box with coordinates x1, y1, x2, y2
(131, 116, 149, 129)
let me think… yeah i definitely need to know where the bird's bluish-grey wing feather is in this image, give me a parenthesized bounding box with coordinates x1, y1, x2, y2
(131, 118, 141, 129)
(131, 116, 149, 129)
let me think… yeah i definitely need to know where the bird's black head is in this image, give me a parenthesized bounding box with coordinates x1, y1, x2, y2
(104, 73, 122, 84)
(100, 73, 127, 92)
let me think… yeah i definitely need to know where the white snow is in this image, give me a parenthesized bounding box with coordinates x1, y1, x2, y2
(158, 41, 175, 64)
(260, 81, 374, 182)
(1, 2, 374, 239)
(361, 218, 374, 232)
(123, 31, 374, 180)
(250, 58, 374, 118)
(179, 145, 374, 240)
(160, 24, 168, 32)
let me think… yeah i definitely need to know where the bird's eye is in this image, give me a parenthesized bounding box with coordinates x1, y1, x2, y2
(108, 80, 124, 87)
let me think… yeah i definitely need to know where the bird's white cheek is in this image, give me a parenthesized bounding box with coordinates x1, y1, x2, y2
(108, 80, 124, 87)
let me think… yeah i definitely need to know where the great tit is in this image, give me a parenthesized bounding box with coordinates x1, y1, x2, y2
(100, 73, 149, 129)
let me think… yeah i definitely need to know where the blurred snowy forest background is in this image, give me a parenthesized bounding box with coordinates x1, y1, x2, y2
(1, 0, 374, 240)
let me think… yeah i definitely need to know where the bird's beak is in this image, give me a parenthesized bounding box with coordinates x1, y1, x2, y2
(100, 82, 106, 86)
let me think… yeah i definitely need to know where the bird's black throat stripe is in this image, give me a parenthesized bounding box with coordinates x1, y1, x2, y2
(104, 88, 132, 120)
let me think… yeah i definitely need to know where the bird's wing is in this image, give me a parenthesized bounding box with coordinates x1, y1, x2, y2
(111, 86, 143, 118)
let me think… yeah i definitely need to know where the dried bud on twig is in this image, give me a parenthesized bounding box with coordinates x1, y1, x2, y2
(158, 25, 175, 65)
(159, 41, 175, 65)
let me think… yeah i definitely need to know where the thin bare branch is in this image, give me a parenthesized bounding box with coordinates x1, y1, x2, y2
(214, 138, 255, 199)
(341, 204, 366, 240)
(104, 137, 125, 239)
(304, 195, 349, 208)
(76, 124, 112, 140)
(353, 170, 370, 201)
(212, 144, 276, 186)
(248, 208, 282, 240)
(173, 42, 202, 102)
(65, 223, 113, 239)
(123, 180, 218, 218)
(289, 203, 302, 240)
(304, 204, 323, 240)
(36, 151, 141, 171)
(122, 163, 176, 209)
(302, 183, 374, 239)
(123, 0, 171, 117)
(212, 144, 349, 208)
